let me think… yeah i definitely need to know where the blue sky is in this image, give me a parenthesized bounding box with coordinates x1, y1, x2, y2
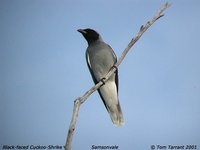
(1, 0, 200, 149)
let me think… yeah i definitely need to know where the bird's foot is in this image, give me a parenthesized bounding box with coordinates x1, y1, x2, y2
(101, 77, 106, 85)
(111, 65, 118, 71)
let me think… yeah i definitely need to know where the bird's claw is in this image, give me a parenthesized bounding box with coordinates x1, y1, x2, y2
(112, 65, 118, 70)
(101, 77, 106, 85)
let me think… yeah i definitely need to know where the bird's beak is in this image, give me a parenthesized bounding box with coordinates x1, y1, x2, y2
(77, 29, 87, 34)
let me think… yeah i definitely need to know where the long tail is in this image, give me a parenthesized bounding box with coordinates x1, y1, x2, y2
(107, 101, 124, 127)
(98, 81, 124, 127)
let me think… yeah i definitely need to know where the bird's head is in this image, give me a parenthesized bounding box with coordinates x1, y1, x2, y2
(77, 28, 103, 45)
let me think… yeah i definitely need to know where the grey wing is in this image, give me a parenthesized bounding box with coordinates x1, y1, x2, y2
(86, 46, 118, 92)
(86, 47, 119, 111)
(86, 50, 98, 84)
(115, 68, 119, 93)
(108, 44, 119, 92)
(86, 50, 107, 107)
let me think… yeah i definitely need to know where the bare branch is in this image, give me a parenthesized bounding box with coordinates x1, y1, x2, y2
(65, 99, 80, 150)
(65, 2, 171, 150)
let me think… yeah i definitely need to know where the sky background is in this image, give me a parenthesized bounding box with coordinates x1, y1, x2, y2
(1, 0, 200, 150)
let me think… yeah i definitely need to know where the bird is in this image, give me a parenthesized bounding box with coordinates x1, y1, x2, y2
(77, 28, 124, 126)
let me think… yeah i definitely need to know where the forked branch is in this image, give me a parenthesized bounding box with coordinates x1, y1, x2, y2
(65, 2, 171, 150)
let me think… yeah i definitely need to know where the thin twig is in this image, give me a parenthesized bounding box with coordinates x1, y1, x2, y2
(65, 2, 171, 150)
